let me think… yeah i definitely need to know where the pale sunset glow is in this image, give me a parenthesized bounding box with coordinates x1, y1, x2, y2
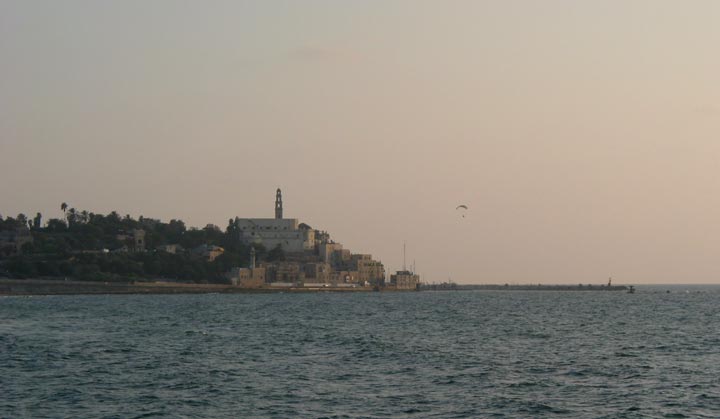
(2, 1, 719, 283)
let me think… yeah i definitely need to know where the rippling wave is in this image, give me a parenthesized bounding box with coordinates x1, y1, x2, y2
(2, 287, 720, 418)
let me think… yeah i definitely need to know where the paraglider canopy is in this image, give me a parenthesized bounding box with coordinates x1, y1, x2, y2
(456, 204, 468, 218)
(455, 205, 468, 210)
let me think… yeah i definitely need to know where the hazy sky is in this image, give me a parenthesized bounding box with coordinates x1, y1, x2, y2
(2, 1, 719, 284)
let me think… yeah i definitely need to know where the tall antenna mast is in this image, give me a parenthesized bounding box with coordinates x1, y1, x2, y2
(403, 241, 406, 271)
(275, 188, 283, 219)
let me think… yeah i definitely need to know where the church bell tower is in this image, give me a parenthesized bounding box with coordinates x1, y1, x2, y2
(275, 188, 283, 219)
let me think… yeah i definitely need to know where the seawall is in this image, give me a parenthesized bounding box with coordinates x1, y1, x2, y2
(0, 279, 384, 296)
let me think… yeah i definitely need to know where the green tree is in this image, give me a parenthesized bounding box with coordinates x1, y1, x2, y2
(16, 213, 28, 227)
(267, 244, 285, 262)
(67, 208, 77, 227)
(6, 255, 37, 278)
(33, 212, 42, 229)
(46, 218, 68, 232)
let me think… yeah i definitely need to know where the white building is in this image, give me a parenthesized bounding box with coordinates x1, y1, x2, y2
(234, 189, 315, 253)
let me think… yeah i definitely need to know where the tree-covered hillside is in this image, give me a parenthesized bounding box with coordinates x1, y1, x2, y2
(0, 206, 282, 283)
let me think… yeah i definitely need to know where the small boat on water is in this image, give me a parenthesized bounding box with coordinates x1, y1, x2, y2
(627, 285, 635, 294)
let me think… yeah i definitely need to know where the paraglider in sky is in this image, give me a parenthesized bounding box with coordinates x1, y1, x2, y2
(456, 204, 468, 218)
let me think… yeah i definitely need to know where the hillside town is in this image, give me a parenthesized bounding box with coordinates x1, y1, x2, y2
(0, 189, 420, 291)
(226, 189, 418, 290)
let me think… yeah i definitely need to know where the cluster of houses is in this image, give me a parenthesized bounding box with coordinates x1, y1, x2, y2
(225, 189, 419, 290)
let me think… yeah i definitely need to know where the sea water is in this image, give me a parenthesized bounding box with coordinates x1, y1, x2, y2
(2, 287, 720, 418)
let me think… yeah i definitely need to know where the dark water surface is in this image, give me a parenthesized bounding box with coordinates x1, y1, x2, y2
(2, 288, 720, 418)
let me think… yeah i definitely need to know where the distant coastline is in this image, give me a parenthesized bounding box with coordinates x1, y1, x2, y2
(0, 278, 378, 296)
(1, 190, 417, 291)
(0, 278, 629, 296)
(422, 283, 629, 292)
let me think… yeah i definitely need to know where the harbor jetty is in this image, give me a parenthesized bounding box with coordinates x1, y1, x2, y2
(0, 278, 390, 296)
(422, 283, 629, 292)
(1, 278, 630, 296)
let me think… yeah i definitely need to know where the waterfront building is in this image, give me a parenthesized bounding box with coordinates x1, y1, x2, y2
(303, 262, 332, 283)
(227, 188, 387, 289)
(227, 266, 266, 287)
(351, 254, 386, 286)
(390, 270, 420, 290)
(331, 270, 360, 284)
(264, 261, 305, 284)
(227, 247, 266, 287)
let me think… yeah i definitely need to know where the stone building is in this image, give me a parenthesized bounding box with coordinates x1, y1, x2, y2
(228, 188, 388, 289)
(116, 229, 145, 252)
(350, 254, 386, 286)
(303, 262, 332, 283)
(227, 266, 266, 287)
(233, 189, 315, 253)
(264, 262, 305, 284)
(227, 247, 266, 287)
(331, 270, 360, 284)
(390, 270, 420, 290)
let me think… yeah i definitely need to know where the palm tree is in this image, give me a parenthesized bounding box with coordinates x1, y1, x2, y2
(61, 202, 68, 214)
(67, 208, 77, 226)
(16, 213, 28, 227)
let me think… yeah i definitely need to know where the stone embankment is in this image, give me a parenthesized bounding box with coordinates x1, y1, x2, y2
(422, 284, 628, 291)
(0, 279, 382, 296)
